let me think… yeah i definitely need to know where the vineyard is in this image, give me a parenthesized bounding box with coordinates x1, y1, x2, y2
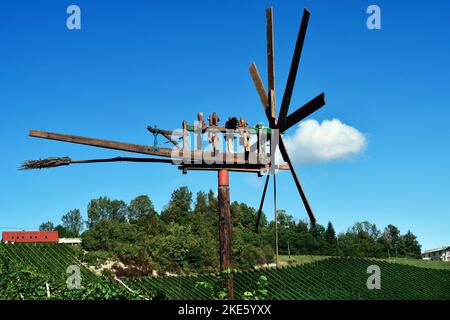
(124, 258, 450, 300)
(1, 244, 449, 300)
(0, 243, 97, 282)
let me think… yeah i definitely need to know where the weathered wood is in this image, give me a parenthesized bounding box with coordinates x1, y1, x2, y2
(282, 93, 325, 132)
(269, 89, 276, 127)
(29, 130, 174, 158)
(182, 120, 188, 151)
(266, 7, 276, 128)
(218, 169, 233, 299)
(266, 7, 275, 95)
(196, 113, 204, 151)
(255, 174, 270, 232)
(278, 136, 316, 226)
(249, 63, 270, 119)
(179, 163, 288, 173)
(29, 130, 268, 165)
(278, 8, 311, 128)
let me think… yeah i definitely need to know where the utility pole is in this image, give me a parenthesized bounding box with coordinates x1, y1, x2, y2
(218, 169, 233, 299)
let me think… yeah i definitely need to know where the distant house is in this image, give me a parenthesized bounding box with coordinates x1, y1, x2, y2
(58, 238, 82, 245)
(1, 231, 59, 243)
(421, 246, 450, 261)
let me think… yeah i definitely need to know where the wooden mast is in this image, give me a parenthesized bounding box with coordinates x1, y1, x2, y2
(218, 169, 233, 299)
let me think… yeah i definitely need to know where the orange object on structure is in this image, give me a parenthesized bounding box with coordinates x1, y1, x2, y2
(1, 231, 59, 243)
(218, 169, 229, 187)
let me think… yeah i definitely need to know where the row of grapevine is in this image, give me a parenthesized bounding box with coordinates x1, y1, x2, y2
(0, 243, 97, 283)
(124, 257, 450, 300)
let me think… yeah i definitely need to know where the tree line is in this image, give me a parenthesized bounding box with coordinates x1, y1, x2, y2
(39, 186, 422, 276)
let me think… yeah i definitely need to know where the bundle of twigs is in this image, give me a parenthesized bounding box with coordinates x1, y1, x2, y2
(19, 156, 174, 170)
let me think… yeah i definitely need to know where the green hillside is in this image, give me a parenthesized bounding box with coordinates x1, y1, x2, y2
(1, 244, 449, 300)
(124, 257, 450, 300)
(0, 243, 97, 282)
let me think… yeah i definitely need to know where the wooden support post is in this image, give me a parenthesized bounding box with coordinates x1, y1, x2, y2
(218, 169, 233, 299)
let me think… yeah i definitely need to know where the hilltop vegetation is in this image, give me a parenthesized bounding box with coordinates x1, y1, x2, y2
(38, 186, 422, 277)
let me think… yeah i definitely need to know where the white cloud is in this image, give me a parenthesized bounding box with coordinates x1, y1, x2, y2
(283, 119, 367, 165)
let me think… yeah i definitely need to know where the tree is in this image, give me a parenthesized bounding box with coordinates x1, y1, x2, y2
(277, 210, 296, 229)
(87, 197, 127, 227)
(351, 221, 380, 241)
(109, 200, 128, 223)
(296, 220, 309, 234)
(193, 191, 208, 217)
(128, 195, 157, 223)
(54, 225, 72, 238)
(161, 186, 192, 224)
(61, 209, 84, 236)
(399, 230, 421, 258)
(39, 221, 54, 231)
(325, 221, 337, 245)
(382, 224, 401, 258)
(87, 197, 110, 227)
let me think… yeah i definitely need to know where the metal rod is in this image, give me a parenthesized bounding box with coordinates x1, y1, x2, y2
(274, 173, 279, 267)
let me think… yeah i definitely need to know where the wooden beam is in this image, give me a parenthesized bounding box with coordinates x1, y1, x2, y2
(29, 130, 273, 165)
(218, 169, 233, 299)
(255, 174, 270, 232)
(249, 63, 270, 120)
(278, 9, 311, 129)
(278, 136, 316, 226)
(283, 93, 325, 132)
(266, 7, 275, 96)
(29, 130, 174, 158)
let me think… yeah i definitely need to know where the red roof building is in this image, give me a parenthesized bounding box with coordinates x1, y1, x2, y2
(1, 231, 59, 243)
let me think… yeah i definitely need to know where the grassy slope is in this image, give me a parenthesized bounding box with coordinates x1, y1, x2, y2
(279, 255, 450, 270)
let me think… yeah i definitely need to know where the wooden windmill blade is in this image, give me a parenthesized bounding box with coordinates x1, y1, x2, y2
(278, 8, 311, 130)
(255, 174, 270, 232)
(249, 63, 270, 119)
(279, 136, 316, 226)
(283, 92, 326, 132)
(266, 7, 277, 126)
(251, 8, 322, 230)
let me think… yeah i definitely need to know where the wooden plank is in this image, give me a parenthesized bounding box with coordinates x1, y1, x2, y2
(278, 136, 316, 226)
(29, 130, 174, 158)
(249, 63, 270, 120)
(283, 93, 325, 132)
(266, 7, 275, 96)
(278, 8, 311, 128)
(255, 174, 270, 232)
(180, 164, 289, 173)
(269, 89, 276, 126)
(29, 130, 272, 165)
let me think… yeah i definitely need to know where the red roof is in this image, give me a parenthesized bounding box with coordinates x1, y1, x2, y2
(1, 231, 59, 243)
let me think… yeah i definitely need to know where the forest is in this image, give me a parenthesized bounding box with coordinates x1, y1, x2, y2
(39, 186, 422, 276)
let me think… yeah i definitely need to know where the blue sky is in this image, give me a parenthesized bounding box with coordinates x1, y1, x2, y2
(0, 1, 449, 250)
